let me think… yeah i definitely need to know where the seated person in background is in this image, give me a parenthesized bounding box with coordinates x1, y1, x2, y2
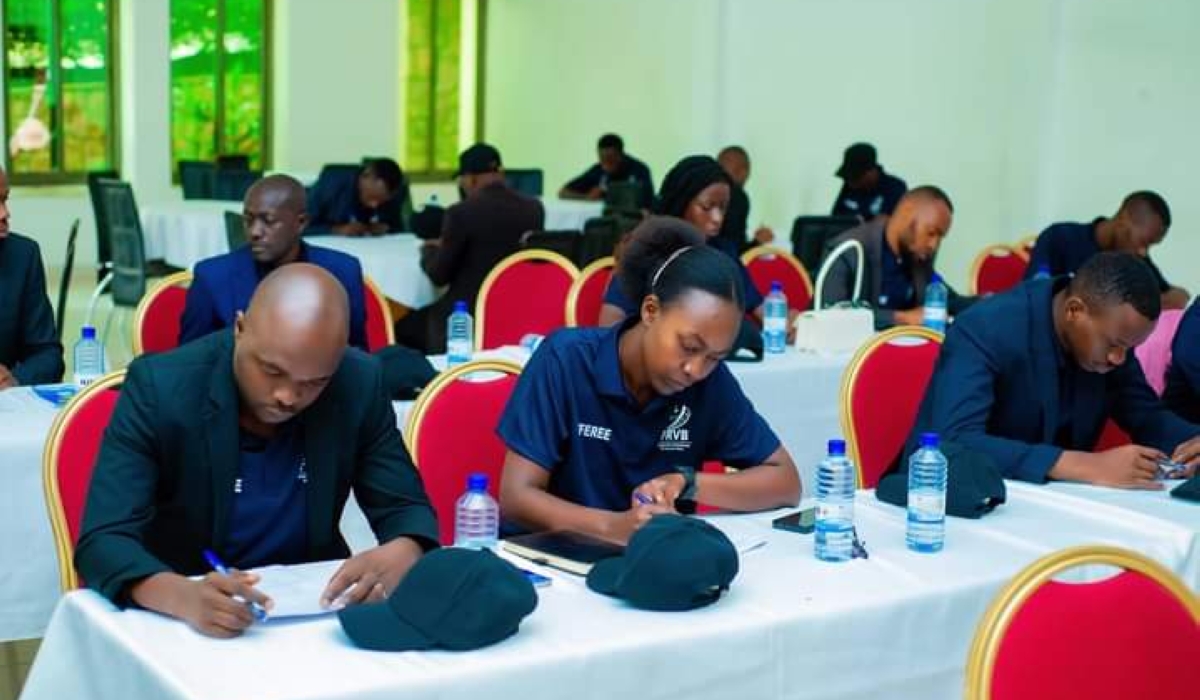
(831, 142, 908, 220)
(180, 174, 368, 350)
(1163, 301, 1200, 423)
(306, 158, 409, 236)
(820, 186, 973, 330)
(497, 217, 801, 543)
(715, 145, 774, 252)
(599, 155, 793, 333)
(76, 265, 439, 638)
(1025, 190, 1189, 310)
(394, 143, 544, 354)
(909, 252, 1200, 488)
(559, 133, 655, 209)
(0, 165, 63, 388)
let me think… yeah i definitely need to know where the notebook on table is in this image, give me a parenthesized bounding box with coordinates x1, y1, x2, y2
(500, 530, 624, 575)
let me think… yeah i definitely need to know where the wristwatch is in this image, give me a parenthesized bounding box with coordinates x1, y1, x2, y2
(674, 465, 698, 502)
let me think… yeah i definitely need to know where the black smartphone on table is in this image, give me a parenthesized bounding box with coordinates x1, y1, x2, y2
(772, 507, 816, 534)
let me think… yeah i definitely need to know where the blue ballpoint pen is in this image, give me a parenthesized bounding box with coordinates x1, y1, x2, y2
(202, 549, 269, 622)
(633, 492, 654, 506)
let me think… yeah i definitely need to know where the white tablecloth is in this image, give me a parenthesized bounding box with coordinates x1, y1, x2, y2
(307, 234, 437, 309)
(21, 487, 1198, 700)
(541, 198, 604, 231)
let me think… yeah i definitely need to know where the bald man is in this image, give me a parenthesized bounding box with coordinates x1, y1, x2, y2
(179, 174, 369, 350)
(1025, 191, 1189, 310)
(76, 265, 438, 638)
(819, 186, 975, 329)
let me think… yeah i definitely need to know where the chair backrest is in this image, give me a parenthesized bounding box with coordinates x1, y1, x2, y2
(86, 169, 120, 284)
(213, 169, 262, 201)
(504, 168, 544, 197)
(840, 326, 944, 487)
(521, 229, 582, 266)
(565, 256, 615, 327)
(790, 215, 860, 274)
(475, 250, 579, 349)
(132, 271, 193, 355)
(56, 218, 81, 342)
(970, 244, 1029, 296)
(604, 181, 643, 214)
(94, 179, 148, 307)
(1016, 234, 1036, 260)
(403, 360, 523, 544)
(178, 160, 216, 199)
(216, 154, 250, 170)
(964, 545, 1200, 700)
(741, 246, 814, 312)
(1134, 308, 1184, 395)
(363, 276, 395, 352)
(224, 210, 246, 251)
(42, 370, 126, 591)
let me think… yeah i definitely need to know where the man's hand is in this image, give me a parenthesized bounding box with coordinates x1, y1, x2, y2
(753, 226, 775, 245)
(893, 308, 924, 326)
(1083, 445, 1166, 490)
(603, 502, 675, 545)
(585, 186, 604, 201)
(332, 222, 370, 237)
(320, 537, 424, 609)
(366, 222, 390, 236)
(133, 570, 272, 639)
(0, 364, 16, 390)
(633, 472, 686, 506)
(1170, 437, 1200, 478)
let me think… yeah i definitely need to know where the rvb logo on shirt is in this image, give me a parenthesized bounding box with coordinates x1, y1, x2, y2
(658, 404, 692, 452)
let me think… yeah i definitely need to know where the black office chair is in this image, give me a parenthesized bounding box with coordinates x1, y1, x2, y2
(521, 229, 582, 265)
(224, 210, 246, 251)
(504, 169, 544, 197)
(86, 169, 119, 285)
(55, 219, 81, 342)
(178, 160, 216, 199)
(603, 181, 643, 217)
(85, 180, 149, 355)
(216, 154, 250, 171)
(213, 169, 261, 201)
(790, 215, 861, 275)
(580, 217, 622, 267)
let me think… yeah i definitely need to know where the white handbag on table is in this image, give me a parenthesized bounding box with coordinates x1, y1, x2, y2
(793, 238, 876, 354)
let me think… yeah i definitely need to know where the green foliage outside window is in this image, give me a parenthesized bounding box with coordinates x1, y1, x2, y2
(406, 0, 460, 174)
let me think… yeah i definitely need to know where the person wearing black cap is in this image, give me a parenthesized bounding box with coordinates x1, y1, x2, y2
(1024, 191, 1189, 310)
(908, 252, 1200, 487)
(498, 217, 801, 545)
(831, 143, 908, 220)
(306, 158, 411, 236)
(394, 143, 544, 354)
(558, 133, 655, 209)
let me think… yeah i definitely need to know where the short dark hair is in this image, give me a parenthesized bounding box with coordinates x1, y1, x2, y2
(1070, 251, 1161, 321)
(617, 216, 745, 312)
(718, 145, 748, 161)
(1121, 190, 1171, 230)
(364, 158, 405, 193)
(904, 185, 955, 214)
(597, 133, 624, 152)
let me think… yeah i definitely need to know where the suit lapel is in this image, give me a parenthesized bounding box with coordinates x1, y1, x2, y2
(203, 333, 241, 549)
(230, 249, 261, 321)
(300, 389, 339, 554)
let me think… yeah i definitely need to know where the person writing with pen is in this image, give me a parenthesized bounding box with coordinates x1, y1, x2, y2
(497, 217, 801, 543)
(74, 265, 439, 638)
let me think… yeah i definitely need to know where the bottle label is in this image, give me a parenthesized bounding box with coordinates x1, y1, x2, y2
(923, 307, 947, 323)
(909, 491, 945, 515)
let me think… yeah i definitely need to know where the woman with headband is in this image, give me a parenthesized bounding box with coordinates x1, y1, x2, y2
(497, 217, 801, 544)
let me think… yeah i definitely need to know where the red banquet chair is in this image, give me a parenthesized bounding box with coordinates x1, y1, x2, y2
(42, 370, 126, 591)
(475, 250, 579, 349)
(741, 246, 814, 311)
(964, 545, 1200, 700)
(565, 256, 615, 327)
(132, 271, 192, 355)
(362, 276, 395, 352)
(970, 244, 1029, 296)
(840, 326, 944, 488)
(403, 359, 523, 544)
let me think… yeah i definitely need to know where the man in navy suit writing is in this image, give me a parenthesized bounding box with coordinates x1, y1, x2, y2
(180, 174, 368, 350)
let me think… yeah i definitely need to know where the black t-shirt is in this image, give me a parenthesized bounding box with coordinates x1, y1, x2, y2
(563, 155, 655, 208)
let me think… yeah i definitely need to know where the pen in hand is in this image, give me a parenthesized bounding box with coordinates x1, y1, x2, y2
(633, 492, 655, 506)
(202, 549, 269, 622)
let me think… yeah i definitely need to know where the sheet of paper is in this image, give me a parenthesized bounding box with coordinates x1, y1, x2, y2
(251, 559, 345, 620)
(707, 516, 769, 555)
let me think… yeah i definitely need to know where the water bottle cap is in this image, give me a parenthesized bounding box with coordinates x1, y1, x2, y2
(931, 273, 943, 284)
(453, 300, 468, 313)
(770, 281, 783, 293)
(1037, 264, 1049, 274)
(467, 473, 488, 491)
(920, 432, 939, 448)
(81, 325, 97, 340)
(827, 439, 846, 456)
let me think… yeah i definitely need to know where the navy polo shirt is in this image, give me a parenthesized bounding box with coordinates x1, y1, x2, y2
(224, 421, 309, 569)
(602, 239, 765, 314)
(1025, 219, 1171, 292)
(496, 320, 781, 511)
(877, 239, 915, 310)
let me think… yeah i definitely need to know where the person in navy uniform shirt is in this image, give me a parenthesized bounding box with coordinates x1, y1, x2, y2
(830, 142, 907, 220)
(1163, 301, 1200, 423)
(910, 252, 1200, 488)
(558, 133, 655, 209)
(180, 174, 369, 351)
(76, 265, 438, 638)
(1025, 190, 1189, 310)
(306, 158, 410, 236)
(0, 165, 63, 388)
(497, 217, 801, 544)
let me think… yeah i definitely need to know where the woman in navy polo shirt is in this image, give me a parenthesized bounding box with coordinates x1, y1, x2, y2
(497, 217, 801, 544)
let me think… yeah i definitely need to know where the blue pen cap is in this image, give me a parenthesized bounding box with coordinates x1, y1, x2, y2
(467, 473, 488, 492)
(920, 432, 939, 449)
(827, 439, 846, 456)
(453, 300, 468, 313)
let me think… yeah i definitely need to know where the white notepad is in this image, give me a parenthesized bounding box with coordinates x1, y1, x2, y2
(250, 559, 345, 620)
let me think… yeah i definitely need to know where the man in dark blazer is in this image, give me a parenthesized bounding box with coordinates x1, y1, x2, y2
(820, 186, 973, 329)
(305, 158, 409, 236)
(76, 265, 438, 638)
(179, 174, 369, 350)
(909, 252, 1200, 487)
(1163, 300, 1200, 423)
(0, 166, 64, 387)
(394, 143, 544, 354)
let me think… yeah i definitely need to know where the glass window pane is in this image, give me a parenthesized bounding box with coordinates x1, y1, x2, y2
(5, 0, 55, 174)
(60, 0, 114, 172)
(170, 0, 218, 165)
(405, 0, 433, 172)
(431, 0, 460, 172)
(221, 0, 264, 169)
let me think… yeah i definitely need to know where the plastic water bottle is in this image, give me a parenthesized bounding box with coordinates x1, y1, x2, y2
(454, 473, 499, 550)
(923, 274, 948, 332)
(425, 193, 440, 209)
(1032, 264, 1051, 280)
(907, 432, 948, 553)
(519, 333, 545, 353)
(446, 301, 473, 366)
(72, 325, 106, 387)
(763, 281, 788, 355)
(815, 439, 856, 562)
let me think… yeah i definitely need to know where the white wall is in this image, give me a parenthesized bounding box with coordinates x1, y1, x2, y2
(484, 0, 1200, 292)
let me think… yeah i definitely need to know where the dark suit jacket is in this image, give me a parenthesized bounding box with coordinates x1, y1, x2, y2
(908, 278, 1199, 483)
(417, 182, 544, 350)
(305, 168, 408, 235)
(75, 330, 439, 604)
(0, 232, 63, 384)
(1163, 301, 1200, 423)
(819, 218, 973, 329)
(179, 244, 368, 351)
